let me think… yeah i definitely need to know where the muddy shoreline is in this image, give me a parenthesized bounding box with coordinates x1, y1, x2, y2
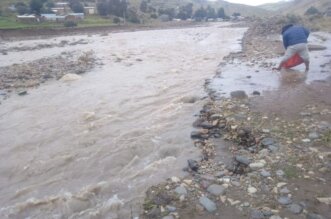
(142, 20, 331, 219)
(0, 21, 200, 41)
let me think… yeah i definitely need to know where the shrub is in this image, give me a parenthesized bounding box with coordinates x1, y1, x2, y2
(150, 13, 157, 19)
(64, 20, 77, 27)
(113, 16, 121, 24)
(305, 6, 320, 16)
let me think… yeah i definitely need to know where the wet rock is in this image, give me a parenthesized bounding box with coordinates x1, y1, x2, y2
(260, 169, 271, 177)
(181, 96, 198, 104)
(147, 206, 161, 219)
(215, 171, 227, 178)
(250, 209, 264, 219)
(308, 132, 319, 140)
(60, 73, 82, 82)
(166, 205, 176, 212)
(306, 213, 325, 219)
(230, 90, 248, 99)
(280, 187, 290, 194)
(261, 138, 276, 146)
(199, 196, 217, 212)
(289, 203, 303, 214)
(235, 155, 251, 166)
(252, 91, 261, 96)
(276, 170, 285, 177)
(175, 186, 187, 195)
(18, 90, 27, 96)
(193, 118, 204, 128)
(249, 161, 265, 170)
(207, 184, 226, 196)
(248, 186, 257, 194)
(278, 196, 292, 205)
(190, 130, 208, 140)
(210, 114, 222, 120)
(308, 44, 327, 51)
(200, 121, 214, 129)
(187, 159, 199, 172)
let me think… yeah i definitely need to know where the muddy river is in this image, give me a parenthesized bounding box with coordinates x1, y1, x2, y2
(0, 23, 246, 218)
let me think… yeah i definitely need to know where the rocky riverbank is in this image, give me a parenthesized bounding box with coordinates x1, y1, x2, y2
(142, 19, 331, 219)
(0, 50, 98, 101)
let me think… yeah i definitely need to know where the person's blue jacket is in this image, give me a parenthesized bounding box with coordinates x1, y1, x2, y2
(282, 25, 310, 49)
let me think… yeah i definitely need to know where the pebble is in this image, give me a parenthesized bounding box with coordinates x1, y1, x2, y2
(289, 203, 303, 214)
(18, 90, 28, 96)
(276, 170, 285, 177)
(306, 213, 325, 219)
(199, 196, 217, 212)
(280, 187, 290, 194)
(261, 138, 276, 146)
(249, 162, 265, 170)
(166, 205, 177, 212)
(162, 216, 174, 219)
(270, 216, 282, 219)
(230, 90, 248, 99)
(308, 132, 319, 140)
(171, 177, 180, 183)
(207, 184, 226, 196)
(187, 159, 199, 171)
(235, 155, 251, 166)
(175, 186, 187, 195)
(278, 196, 292, 205)
(250, 209, 264, 219)
(261, 169, 271, 177)
(248, 186, 257, 194)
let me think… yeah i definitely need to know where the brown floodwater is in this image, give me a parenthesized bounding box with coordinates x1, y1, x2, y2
(0, 23, 247, 218)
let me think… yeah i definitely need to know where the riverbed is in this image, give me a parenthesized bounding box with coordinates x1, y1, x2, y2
(0, 23, 246, 218)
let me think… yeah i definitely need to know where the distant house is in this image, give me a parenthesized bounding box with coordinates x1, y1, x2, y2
(84, 7, 96, 15)
(51, 7, 66, 15)
(41, 14, 65, 22)
(16, 15, 39, 23)
(65, 13, 85, 21)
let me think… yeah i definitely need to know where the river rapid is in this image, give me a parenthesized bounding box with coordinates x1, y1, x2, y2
(0, 23, 246, 218)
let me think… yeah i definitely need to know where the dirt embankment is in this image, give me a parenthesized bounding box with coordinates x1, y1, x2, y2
(142, 20, 331, 219)
(0, 21, 199, 41)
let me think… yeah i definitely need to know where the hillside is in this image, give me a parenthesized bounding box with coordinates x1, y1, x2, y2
(259, 0, 331, 15)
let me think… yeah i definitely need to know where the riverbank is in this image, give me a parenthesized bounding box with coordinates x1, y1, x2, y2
(142, 20, 331, 219)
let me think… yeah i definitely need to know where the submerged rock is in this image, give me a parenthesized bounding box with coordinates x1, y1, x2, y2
(199, 196, 217, 212)
(230, 90, 248, 99)
(207, 184, 226, 196)
(187, 159, 199, 172)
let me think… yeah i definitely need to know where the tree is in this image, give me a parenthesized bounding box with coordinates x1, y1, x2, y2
(206, 5, 216, 19)
(15, 2, 29, 15)
(30, 0, 43, 14)
(177, 3, 193, 20)
(158, 8, 175, 20)
(305, 6, 320, 15)
(69, 0, 84, 13)
(45, 0, 55, 8)
(217, 7, 225, 18)
(140, 0, 147, 13)
(232, 12, 241, 17)
(193, 6, 206, 21)
(97, 0, 109, 16)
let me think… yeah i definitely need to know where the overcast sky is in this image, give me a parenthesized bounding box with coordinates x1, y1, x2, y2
(225, 0, 285, 6)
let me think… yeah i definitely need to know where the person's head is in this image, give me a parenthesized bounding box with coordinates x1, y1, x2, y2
(281, 24, 294, 34)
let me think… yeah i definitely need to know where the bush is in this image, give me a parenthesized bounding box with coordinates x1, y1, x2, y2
(64, 20, 77, 27)
(150, 13, 157, 19)
(113, 16, 121, 24)
(305, 6, 320, 16)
